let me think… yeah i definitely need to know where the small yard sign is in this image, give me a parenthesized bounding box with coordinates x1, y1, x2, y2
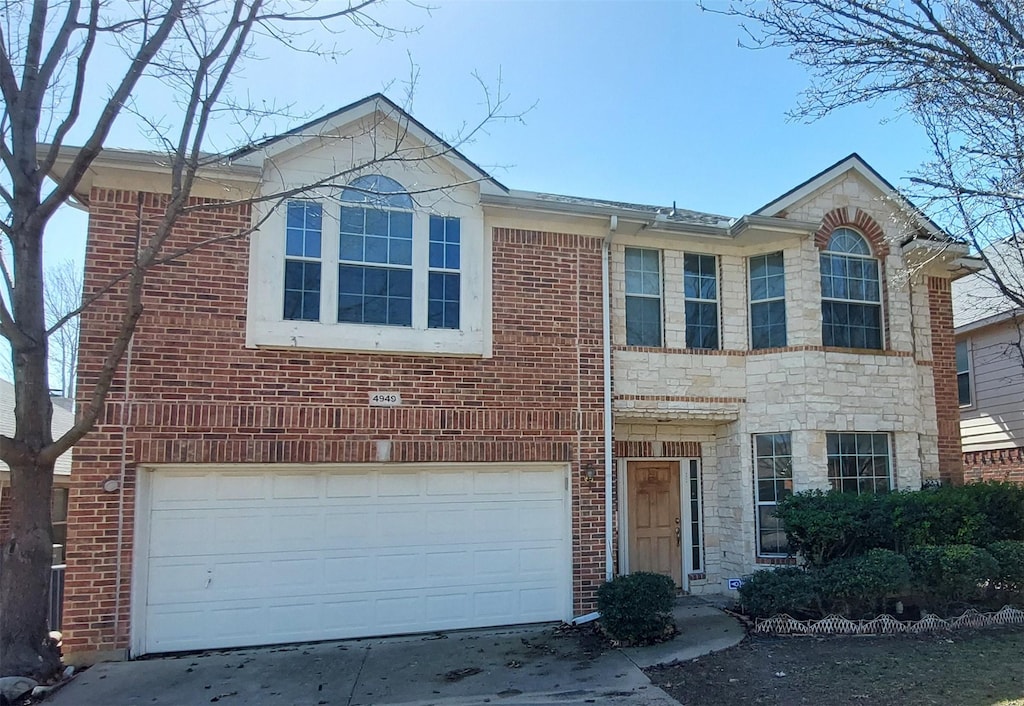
(727, 578, 744, 591)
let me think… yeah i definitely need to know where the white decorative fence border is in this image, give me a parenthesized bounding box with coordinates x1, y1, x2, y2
(755, 605, 1024, 635)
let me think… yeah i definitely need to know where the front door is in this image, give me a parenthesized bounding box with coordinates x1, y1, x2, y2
(627, 461, 682, 586)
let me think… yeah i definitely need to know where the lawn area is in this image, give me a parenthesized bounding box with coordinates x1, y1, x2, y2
(646, 628, 1024, 706)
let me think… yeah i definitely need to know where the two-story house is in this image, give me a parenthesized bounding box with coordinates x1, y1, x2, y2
(954, 237, 1024, 483)
(49, 95, 974, 661)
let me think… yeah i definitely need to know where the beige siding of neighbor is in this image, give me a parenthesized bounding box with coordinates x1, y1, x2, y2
(959, 319, 1024, 452)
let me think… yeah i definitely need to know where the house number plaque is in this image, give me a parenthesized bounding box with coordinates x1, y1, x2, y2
(369, 392, 402, 407)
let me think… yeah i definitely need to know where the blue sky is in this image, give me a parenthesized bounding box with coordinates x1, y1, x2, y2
(43, 0, 932, 267)
(44, 1, 933, 269)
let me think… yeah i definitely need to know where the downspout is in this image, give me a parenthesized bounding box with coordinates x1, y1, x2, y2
(113, 191, 142, 648)
(602, 216, 617, 582)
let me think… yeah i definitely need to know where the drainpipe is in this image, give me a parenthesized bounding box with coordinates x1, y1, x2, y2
(602, 216, 617, 581)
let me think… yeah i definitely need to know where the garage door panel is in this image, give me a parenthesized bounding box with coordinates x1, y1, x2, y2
(214, 474, 267, 501)
(323, 556, 372, 587)
(378, 472, 422, 497)
(271, 473, 321, 499)
(325, 472, 374, 498)
(474, 472, 515, 495)
(426, 471, 470, 496)
(141, 465, 570, 654)
(519, 469, 564, 494)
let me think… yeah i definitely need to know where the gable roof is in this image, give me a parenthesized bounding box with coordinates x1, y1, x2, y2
(954, 236, 1024, 331)
(225, 93, 508, 194)
(755, 153, 947, 241)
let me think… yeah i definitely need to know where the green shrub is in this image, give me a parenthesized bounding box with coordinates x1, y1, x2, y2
(892, 483, 1024, 549)
(774, 491, 892, 566)
(737, 567, 820, 619)
(907, 544, 1000, 606)
(596, 572, 676, 644)
(818, 549, 911, 617)
(988, 540, 1024, 586)
(776, 483, 1024, 566)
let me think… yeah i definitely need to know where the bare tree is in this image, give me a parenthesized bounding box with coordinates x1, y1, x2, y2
(0, 0, 517, 678)
(715, 0, 1024, 329)
(43, 259, 82, 399)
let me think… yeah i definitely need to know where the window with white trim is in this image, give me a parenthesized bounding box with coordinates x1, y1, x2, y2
(754, 433, 792, 556)
(827, 432, 892, 494)
(338, 175, 415, 327)
(956, 339, 972, 407)
(283, 201, 323, 322)
(684, 253, 719, 349)
(251, 170, 486, 357)
(428, 216, 460, 330)
(749, 252, 786, 349)
(820, 228, 882, 349)
(624, 247, 662, 346)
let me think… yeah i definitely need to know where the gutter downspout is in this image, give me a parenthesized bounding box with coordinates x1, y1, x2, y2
(602, 216, 617, 582)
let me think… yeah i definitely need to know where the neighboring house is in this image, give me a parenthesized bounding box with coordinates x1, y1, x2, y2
(0, 379, 75, 629)
(47, 95, 975, 660)
(0, 378, 74, 562)
(953, 237, 1024, 483)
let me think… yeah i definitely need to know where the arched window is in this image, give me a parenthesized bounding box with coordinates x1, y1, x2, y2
(820, 227, 882, 349)
(338, 175, 414, 326)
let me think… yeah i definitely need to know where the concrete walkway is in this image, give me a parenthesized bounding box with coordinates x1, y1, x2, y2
(46, 598, 744, 706)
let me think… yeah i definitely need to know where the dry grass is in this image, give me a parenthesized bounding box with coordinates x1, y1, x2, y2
(647, 627, 1024, 706)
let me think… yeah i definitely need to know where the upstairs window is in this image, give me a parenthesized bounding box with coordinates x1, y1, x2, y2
(428, 216, 461, 329)
(749, 252, 786, 349)
(283, 201, 323, 322)
(625, 247, 662, 346)
(684, 253, 719, 349)
(820, 228, 882, 349)
(338, 175, 414, 326)
(956, 340, 972, 406)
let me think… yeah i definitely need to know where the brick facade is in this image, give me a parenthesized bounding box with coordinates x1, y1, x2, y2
(964, 447, 1024, 484)
(927, 276, 965, 484)
(64, 190, 606, 654)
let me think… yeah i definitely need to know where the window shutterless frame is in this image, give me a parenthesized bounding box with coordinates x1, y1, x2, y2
(826, 432, 893, 494)
(624, 247, 663, 347)
(749, 252, 786, 350)
(956, 339, 973, 407)
(683, 253, 719, 350)
(820, 227, 884, 350)
(753, 433, 792, 557)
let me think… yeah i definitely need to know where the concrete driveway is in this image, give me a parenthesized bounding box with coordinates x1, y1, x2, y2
(46, 625, 680, 706)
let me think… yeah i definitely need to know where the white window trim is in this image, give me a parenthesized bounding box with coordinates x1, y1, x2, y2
(753, 432, 792, 558)
(247, 196, 491, 357)
(956, 339, 974, 409)
(682, 252, 720, 350)
(825, 431, 895, 494)
(820, 228, 886, 350)
(748, 251, 786, 350)
(624, 246, 664, 347)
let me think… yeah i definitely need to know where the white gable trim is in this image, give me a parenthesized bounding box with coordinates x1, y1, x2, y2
(756, 154, 943, 238)
(244, 96, 506, 196)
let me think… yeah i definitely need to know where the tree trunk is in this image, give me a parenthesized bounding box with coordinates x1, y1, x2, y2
(0, 458, 60, 678)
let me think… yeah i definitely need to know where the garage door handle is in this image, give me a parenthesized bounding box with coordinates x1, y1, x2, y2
(206, 570, 212, 588)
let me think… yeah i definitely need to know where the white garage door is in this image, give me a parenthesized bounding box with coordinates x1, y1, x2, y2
(135, 464, 571, 655)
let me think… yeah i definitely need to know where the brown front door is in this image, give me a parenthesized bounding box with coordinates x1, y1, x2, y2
(627, 461, 682, 586)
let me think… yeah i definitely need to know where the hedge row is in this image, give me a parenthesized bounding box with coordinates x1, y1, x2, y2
(739, 542, 1024, 619)
(775, 482, 1024, 567)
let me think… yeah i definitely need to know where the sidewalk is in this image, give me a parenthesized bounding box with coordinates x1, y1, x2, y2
(46, 597, 745, 706)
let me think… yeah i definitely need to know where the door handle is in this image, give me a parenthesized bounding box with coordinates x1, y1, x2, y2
(675, 518, 681, 546)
